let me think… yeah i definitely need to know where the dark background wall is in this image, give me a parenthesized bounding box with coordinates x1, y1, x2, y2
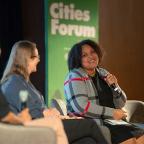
(0, 0, 45, 96)
(0, 0, 23, 78)
(0, 0, 144, 101)
(21, 0, 45, 96)
(100, 0, 144, 101)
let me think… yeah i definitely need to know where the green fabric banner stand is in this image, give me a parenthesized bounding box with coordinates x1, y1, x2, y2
(45, 0, 99, 105)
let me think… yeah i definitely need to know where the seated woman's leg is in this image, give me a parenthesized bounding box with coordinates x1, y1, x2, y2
(62, 119, 108, 144)
(72, 137, 96, 144)
(105, 123, 144, 144)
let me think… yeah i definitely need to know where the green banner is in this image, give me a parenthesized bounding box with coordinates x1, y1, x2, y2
(45, 0, 99, 105)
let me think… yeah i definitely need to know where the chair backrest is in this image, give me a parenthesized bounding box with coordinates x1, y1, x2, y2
(123, 100, 144, 123)
(50, 98, 67, 116)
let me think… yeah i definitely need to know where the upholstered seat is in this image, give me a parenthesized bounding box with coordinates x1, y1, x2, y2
(0, 122, 56, 144)
(51, 98, 144, 144)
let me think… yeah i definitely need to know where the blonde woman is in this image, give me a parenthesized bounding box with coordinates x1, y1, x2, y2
(0, 46, 68, 144)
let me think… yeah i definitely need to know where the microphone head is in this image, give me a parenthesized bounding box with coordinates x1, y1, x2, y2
(98, 68, 122, 95)
(19, 90, 29, 109)
(98, 68, 109, 78)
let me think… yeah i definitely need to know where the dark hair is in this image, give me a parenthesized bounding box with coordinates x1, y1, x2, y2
(68, 39, 103, 71)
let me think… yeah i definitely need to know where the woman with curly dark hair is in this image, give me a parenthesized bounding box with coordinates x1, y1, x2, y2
(64, 39, 144, 144)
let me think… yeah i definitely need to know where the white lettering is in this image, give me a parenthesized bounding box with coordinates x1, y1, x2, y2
(74, 10, 83, 21)
(83, 10, 90, 21)
(51, 19, 96, 38)
(50, 3, 59, 19)
(51, 19, 59, 34)
(50, 2, 90, 21)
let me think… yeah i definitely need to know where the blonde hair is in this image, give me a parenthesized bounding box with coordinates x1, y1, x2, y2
(1, 40, 36, 83)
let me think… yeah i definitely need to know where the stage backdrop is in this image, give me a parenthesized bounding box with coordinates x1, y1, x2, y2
(45, 0, 99, 105)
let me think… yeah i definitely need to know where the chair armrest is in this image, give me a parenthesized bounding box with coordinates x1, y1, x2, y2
(123, 100, 144, 123)
(51, 98, 67, 116)
(0, 122, 56, 144)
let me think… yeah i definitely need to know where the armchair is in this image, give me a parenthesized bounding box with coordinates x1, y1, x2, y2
(0, 122, 56, 144)
(51, 98, 144, 144)
(123, 100, 144, 129)
(51, 98, 112, 144)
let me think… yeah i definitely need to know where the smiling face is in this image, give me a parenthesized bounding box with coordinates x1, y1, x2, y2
(81, 44, 99, 72)
(27, 48, 40, 75)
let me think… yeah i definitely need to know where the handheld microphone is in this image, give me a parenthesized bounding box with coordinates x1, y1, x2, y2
(19, 90, 29, 109)
(98, 68, 121, 95)
(110, 83, 121, 94)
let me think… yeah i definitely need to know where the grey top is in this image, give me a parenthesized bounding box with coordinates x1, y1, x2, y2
(1, 74, 46, 119)
(64, 67, 127, 125)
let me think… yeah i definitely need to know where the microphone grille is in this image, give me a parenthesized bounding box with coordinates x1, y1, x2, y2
(19, 90, 29, 103)
(98, 68, 109, 77)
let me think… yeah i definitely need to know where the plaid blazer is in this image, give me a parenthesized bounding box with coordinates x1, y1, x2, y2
(64, 67, 127, 124)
